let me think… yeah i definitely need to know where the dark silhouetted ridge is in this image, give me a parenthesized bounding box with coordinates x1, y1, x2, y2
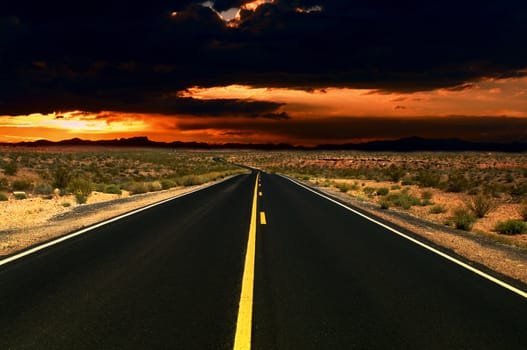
(1, 136, 526, 152)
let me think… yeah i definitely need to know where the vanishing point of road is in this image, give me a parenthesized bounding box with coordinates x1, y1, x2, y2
(1, 171, 526, 349)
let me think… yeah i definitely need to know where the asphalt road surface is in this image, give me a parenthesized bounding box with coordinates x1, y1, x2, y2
(1, 171, 526, 349)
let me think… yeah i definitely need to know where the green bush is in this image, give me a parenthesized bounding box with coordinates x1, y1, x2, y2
(421, 190, 433, 205)
(3, 161, 18, 176)
(0, 177, 8, 190)
(12, 179, 33, 191)
(452, 207, 477, 231)
(128, 182, 149, 194)
(0, 192, 8, 201)
(415, 171, 441, 188)
(379, 199, 390, 209)
(466, 194, 496, 218)
(429, 205, 447, 214)
(52, 166, 72, 190)
(148, 181, 163, 192)
(386, 192, 421, 209)
(387, 165, 405, 182)
(13, 191, 27, 200)
(495, 220, 527, 235)
(336, 183, 350, 193)
(69, 177, 92, 204)
(376, 187, 389, 196)
(181, 175, 204, 186)
(161, 179, 176, 190)
(103, 184, 122, 195)
(401, 178, 414, 186)
(34, 183, 54, 195)
(363, 187, 376, 197)
(446, 174, 469, 193)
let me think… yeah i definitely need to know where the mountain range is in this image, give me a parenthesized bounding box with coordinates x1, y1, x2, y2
(2, 136, 526, 152)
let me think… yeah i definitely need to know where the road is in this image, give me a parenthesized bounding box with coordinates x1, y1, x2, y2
(1, 171, 527, 349)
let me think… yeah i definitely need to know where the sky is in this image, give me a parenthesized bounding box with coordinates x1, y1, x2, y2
(1, 0, 527, 145)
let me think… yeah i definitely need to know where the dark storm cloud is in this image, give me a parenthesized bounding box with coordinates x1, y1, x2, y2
(177, 116, 527, 143)
(1, 0, 527, 115)
(160, 98, 289, 118)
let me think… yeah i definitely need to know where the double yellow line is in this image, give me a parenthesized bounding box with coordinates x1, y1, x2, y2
(233, 172, 260, 350)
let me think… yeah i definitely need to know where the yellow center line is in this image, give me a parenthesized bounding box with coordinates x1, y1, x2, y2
(233, 172, 259, 350)
(260, 211, 266, 225)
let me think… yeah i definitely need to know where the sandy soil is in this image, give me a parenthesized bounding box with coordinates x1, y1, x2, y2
(308, 179, 527, 287)
(0, 180, 225, 257)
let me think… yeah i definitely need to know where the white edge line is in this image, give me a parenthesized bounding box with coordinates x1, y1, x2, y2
(279, 174, 527, 300)
(0, 175, 242, 267)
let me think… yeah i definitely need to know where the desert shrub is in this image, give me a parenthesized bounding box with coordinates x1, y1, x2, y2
(148, 181, 163, 192)
(128, 182, 149, 194)
(379, 199, 390, 209)
(465, 194, 496, 218)
(181, 175, 203, 186)
(34, 183, 54, 195)
(0, 192, 8, 201)
(445, 174, 469, 193)
(509, 183, 527, 198)
(391, 184, 401, 190)
(415, 171, 441, 188)
(12, 179, 33, 191)
(161, 179, 176, 189)
(3, 161, 18, 176)
(336, 183, 350, 193)
(421, 190, 433, 205)
(467, 187, 480, 195)
(401, 177, 415, 186)
(495, 220, 527, 235)
(62, 202, 71, 207)
(386, 192, 421, 209)
(0, 177, 8, 190)
(52, 166, 72, 189)
(348, 182, 359, 190)
(520, 202, 527, 221)
(429, 205, 447, 214)
(452, 207, 477, 231)
(363, 187, 376, 197)
(69, 177, 92, 204)
(376, 187, 389, 196)
(387, 165, 405, 182)
(103, 184, 122, 195)
(13, 191, 27, 200)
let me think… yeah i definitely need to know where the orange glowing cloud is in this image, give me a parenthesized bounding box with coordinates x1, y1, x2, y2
(2, 76, 527, 145)
(181, 76, 527, 119)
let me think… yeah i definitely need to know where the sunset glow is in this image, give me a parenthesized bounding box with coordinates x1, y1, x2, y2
(2, 1, 527, 146)
(2, 76, 526, 145)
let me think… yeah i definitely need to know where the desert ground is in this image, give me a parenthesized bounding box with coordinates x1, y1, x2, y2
(0, 147, 247, 256)
(1, 148, 527, 285)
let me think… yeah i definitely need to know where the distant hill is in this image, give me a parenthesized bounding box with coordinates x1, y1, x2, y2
(1, 136, 526, 152)
(316, 136, 527, 152)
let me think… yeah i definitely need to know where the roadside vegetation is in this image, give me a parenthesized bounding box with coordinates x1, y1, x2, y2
(225, 150, 527, 246)
(0, 148, 246, 204)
